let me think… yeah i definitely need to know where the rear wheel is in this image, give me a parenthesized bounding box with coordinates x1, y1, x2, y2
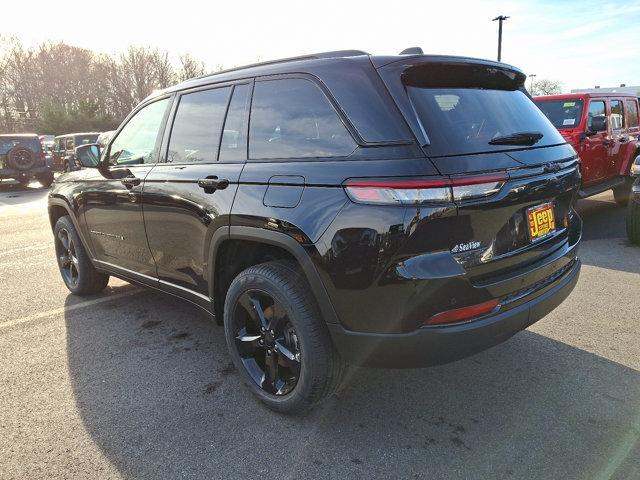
(223, 260, 345, 413)
(17, 176, 30, 188)
(54, 215, 109, 295)
(626, 197, 640, 245)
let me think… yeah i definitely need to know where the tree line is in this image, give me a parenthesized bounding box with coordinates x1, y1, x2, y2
(0, 37, 213, 135)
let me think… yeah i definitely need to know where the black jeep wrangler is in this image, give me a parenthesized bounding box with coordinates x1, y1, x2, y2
(0, 134, 54, 187)
(49, 49, 582, 412)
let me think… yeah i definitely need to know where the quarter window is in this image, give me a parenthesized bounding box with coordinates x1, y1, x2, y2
(625, 100, 639, 128)
(587, 100, 606, 131)
(249, 78, 356, 160)
(108, 98, 170, 166)
(167, 87, 231, 164)
(610, 100, 624, 130)
(219, 84, 251, 162)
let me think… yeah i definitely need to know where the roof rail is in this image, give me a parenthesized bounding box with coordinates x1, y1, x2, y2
(195, 50, 370, 80)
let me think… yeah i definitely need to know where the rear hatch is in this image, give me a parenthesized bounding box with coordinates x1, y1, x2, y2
(376, 57, 580, 281)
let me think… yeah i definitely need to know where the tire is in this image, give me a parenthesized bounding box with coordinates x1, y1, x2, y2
(36, 171, 54, 188)
(223, 260, 345, 413)
(613, 178, 634, 207)
(54, 215, 109, 295)
(626, 197, 640, 245)
(7, 145, 36, 170)
(17, 177, 30, 188)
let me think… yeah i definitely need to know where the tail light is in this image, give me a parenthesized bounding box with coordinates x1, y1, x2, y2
(344, 173, 507, 205)
(424, 298, 499, 326)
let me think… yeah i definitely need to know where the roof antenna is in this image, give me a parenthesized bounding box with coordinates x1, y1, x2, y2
(399, 47, 424, 55)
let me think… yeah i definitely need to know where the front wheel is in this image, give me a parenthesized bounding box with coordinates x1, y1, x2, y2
(223, 260, 345, 413)
(54, 215, 109, 295)
(36, 172, 54, 188)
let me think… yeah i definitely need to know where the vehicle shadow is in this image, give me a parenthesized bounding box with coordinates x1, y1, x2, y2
(64, 291, 640, 480)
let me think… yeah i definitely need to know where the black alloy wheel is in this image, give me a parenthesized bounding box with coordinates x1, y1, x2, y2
(56, 227, 79, 288)
(53, 216, 109, 295)
(232, 289, 301, 396)
(223, 260, 345, 413)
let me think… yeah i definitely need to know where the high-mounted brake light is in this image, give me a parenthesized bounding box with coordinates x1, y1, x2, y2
(424, 298, 499, 326)
(343, 173, 507, 205)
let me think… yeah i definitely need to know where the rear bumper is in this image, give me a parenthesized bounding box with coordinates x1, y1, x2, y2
(0, 166, 52, 178)
(328, 258, 581, 368)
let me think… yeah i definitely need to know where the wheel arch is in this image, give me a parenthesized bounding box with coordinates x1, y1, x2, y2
(48, 197, 97, 264)
(209, 226, 340, 327)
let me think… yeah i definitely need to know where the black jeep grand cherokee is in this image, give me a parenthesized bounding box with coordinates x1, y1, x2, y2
(49, 50, 582, 412)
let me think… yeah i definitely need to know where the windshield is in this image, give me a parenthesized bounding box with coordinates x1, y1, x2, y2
(407, 87, 565, 157)
(533, 99, 584, 130)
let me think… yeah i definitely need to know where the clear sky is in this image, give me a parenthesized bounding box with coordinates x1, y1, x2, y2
(3, 0, 640, 91)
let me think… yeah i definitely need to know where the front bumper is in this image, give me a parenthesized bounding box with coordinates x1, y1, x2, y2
(328, 258, 581, 368)
(0, 166, 52, 179)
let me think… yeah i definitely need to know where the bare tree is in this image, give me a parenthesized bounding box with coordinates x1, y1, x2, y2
(0, 38, 211, 134)
(530, 79, 563, 96)
(178, 54, 207, 82)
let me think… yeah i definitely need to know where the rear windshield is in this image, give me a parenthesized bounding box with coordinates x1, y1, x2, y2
(407, 87, 565, 157)
(0, 137, 41, 155)
(533, 99, 584, 129)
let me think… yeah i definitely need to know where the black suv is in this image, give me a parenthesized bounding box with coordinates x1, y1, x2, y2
(49, 50, 582, 412)
(1, 134, 54, 187)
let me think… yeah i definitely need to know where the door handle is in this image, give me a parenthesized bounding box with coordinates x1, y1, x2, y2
(121, 175, 141, 188)
(197, 176, 229, 193)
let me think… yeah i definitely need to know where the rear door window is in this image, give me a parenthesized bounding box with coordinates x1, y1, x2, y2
(167, 86, 232, 164)
(624, 100, 639, 128)
(610, 100, 624, 130)
(249, 78, 356, 160)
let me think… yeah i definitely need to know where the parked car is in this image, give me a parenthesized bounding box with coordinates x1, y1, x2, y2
(626, 156, 640, 244)
(0, 134, 54, 187)
(49, 50, 582, 412)
(52, 132, 100, 172)
(534, 93, 640, 205)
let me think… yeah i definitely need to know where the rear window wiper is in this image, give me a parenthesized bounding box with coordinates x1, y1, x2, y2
(489, 131, 544, 146)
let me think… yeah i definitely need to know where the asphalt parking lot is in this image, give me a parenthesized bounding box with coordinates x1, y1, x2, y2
(0, 180, 638, 480)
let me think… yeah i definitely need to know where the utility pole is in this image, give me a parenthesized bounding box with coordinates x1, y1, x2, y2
(492, 15, 509, 62)
(529, 74, 537, 93)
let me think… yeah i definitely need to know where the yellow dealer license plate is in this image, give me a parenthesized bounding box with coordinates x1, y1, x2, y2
(527, 203, 556, 241)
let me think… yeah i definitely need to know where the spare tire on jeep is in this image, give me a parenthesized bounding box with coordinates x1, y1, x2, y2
(7, 145, 36, 171)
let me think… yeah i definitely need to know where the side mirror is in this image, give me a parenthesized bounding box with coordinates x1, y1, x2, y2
(74, 144, 101, 168)
(589, 116, 607, 134)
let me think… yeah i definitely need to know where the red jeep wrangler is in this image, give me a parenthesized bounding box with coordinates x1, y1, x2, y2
(534, 93, 640, 205)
